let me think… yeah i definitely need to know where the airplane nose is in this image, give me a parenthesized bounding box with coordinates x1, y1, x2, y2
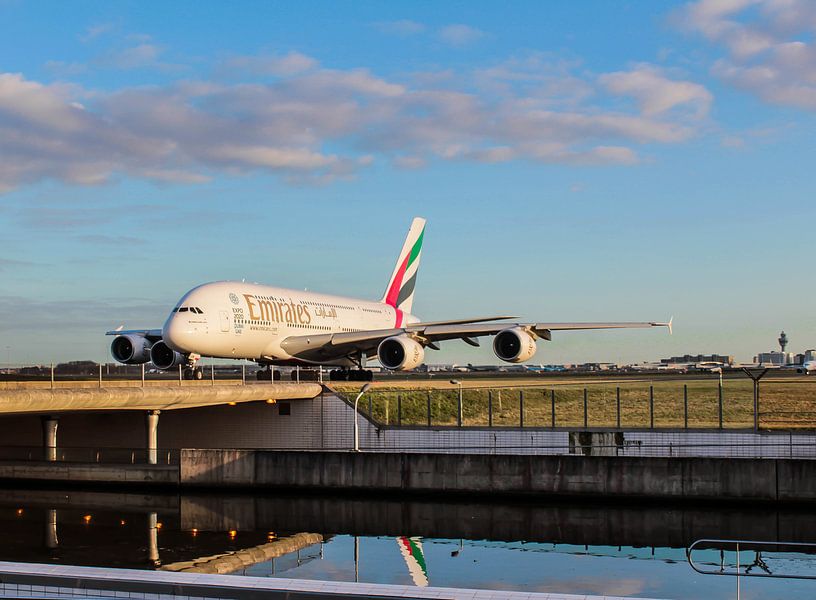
(163, 315, 195, 353)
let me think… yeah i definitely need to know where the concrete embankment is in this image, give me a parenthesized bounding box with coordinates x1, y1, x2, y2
(0, 461, 176, 485)
(0, 383, 322, 413)
(180, 449, 816, 503)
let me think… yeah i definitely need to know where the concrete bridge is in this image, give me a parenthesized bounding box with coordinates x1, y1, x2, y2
(0, 382, 322, 464)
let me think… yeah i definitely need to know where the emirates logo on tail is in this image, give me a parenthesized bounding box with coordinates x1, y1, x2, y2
(381, 217, 425, 326)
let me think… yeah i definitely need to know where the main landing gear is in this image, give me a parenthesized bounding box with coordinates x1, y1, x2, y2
(182, 366, 204, 380)
(329, 369, 373, 382)
(256, 367, 282, 381)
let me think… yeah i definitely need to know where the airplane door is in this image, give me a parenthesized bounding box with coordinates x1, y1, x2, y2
(219, 310, 230, 332)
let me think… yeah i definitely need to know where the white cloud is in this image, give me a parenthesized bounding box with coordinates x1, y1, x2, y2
(219, 52, 318, 77)
(374, 20, 425, 36)
(600, 64, 712, 117)
(438, 24, 485, 47)
(0, 54, 711, 192)
(79, 23, 115, 42)
(678, 0, 816, 110)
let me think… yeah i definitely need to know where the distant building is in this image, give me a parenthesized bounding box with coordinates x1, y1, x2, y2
(806, 349, 816, 362)
(660, 354, 733, 366)
(755, 351, 794, 366)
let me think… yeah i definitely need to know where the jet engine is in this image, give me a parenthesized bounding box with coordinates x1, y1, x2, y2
(150, 340, 187, 370)
(377, 335, 425, 371)
(111, 335, 152, 364)
(493, 327, 537, 363)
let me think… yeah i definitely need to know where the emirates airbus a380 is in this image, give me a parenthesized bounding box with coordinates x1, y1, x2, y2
(107, 218, 671, 381)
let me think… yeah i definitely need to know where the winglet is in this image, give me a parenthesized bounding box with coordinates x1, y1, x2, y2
(650, 317, 673, 335)
(115, 325, 124, 332)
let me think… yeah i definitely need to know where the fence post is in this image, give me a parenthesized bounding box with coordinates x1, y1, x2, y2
(368, 395, 372, 418)
(519, 390, 524, 428)
(457, 388, 463, 427)
(385, 399, 389, 425)
(141, 363, 145, 388)
(718, 379, 723, 429)
(211, 364, 215, 386)
(99, 364, 103, 389)
(583, 388, 588, 428)
(754, 380, 759, 432)
(397, 394, 402, 426)
(488, 391, 493, 427)
(427, 391, 432, 427)
(178, 365, 182, 386)
(50, 363, 54, 389)
(242, 364, 246, 385)
(649, 385, 654, 429)
(683, 384, 688, 429)
(551, 389, 556, 428)
(616, 387, 621, 429)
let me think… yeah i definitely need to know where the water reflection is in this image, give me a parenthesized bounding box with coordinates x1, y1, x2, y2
(1, 487, 815, 599)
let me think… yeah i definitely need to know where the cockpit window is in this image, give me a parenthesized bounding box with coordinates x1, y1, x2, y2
(192, 307, 203, 314)
(178, 307, 189, 312)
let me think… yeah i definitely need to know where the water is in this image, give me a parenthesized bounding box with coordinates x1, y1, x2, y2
(1, 487, 815, 599)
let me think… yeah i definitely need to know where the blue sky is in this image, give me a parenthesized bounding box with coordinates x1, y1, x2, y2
(1, 0, 815, 365)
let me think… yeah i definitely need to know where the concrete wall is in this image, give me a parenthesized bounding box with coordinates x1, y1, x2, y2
(0, 461, 176, 485)
(180, 449, 816, 503)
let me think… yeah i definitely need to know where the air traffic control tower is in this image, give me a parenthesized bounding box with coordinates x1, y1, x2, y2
(779, 331, 788, 354)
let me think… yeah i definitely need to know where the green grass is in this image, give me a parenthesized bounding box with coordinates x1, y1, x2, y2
(342, 378, 816, 430)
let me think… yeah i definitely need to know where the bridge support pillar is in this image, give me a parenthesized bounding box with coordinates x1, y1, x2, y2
(148, 512, 160, 566)
(41, 416, 58, 462)
(146, 410, 160, 465)
(44, 509, 58, 549)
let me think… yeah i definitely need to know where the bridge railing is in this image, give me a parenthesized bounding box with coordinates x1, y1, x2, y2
(0, 362, 322, 387)
(0, 445, 180, 465)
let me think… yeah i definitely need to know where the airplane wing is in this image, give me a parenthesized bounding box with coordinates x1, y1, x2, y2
(279, 318, 672, 363)
(105, 328, 163, 342)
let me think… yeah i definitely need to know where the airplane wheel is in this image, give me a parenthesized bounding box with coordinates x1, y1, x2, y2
(183, 368, 194, 380)
(193, 367, 204, 380)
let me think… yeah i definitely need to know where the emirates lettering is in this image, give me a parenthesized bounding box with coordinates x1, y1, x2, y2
(242, 294, 312, 325)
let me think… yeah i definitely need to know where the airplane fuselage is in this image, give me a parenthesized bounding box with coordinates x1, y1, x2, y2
(163, 281, 418, 365)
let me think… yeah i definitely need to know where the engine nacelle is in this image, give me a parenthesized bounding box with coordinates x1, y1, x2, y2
(150, 340, 187, 370)
(111, 335, 152, 364)
(377, 335, 425, 371)
(493, 327, 537, 363)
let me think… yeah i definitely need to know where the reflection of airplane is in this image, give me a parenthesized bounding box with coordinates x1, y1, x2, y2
(396, 536, 428, 587)
(107, 217, 670, 381)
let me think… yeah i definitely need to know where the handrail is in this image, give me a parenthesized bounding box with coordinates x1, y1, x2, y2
(687, 538, 816, 580)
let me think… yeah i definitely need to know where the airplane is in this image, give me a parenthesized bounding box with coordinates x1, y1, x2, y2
(107, 217, 672, 381)
(779, 360, 816, 374)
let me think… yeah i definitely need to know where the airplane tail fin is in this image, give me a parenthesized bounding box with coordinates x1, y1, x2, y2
(381, 217, 426, 315)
